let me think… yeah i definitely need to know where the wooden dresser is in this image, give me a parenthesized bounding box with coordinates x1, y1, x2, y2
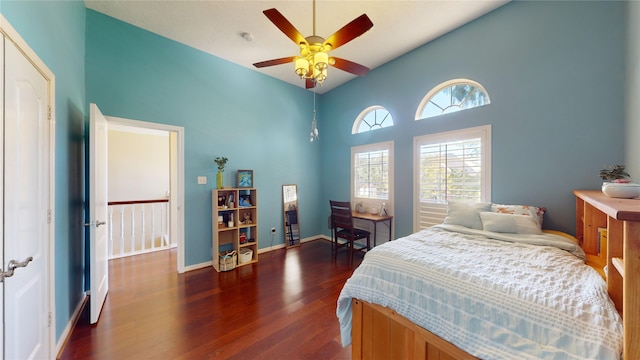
(574, 190, 639, 359)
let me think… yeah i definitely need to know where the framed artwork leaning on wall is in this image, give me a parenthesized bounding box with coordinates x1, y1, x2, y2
(237, 170, 253, 188)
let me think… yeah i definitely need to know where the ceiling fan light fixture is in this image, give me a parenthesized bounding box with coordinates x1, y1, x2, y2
(295, 58, 309, 78)
(255, 5, 373, 89)
(315, 68, 327, 84)
(313, 51, 329, 71)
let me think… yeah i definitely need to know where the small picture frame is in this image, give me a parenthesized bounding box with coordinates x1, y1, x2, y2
(225, 193, 235, 208)
(237, 170, 253, 188)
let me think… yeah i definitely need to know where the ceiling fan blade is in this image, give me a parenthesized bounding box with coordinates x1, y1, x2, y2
(305, 78, 316, 89)
(324, 14, 373, 50)
(253, 56, 296, 68)
(263, 8, 307, 45)
(331, 57, 370, 76)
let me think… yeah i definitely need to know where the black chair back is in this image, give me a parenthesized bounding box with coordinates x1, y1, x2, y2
(329, 200, 370, 266)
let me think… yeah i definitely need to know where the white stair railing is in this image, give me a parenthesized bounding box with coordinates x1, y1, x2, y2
(108, 199, 172, 259)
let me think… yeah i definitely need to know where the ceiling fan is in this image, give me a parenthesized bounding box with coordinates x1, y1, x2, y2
(253, 0, 373, 89)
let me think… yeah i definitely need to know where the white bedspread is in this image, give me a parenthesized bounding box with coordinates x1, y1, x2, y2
(337, 225, 623, 360)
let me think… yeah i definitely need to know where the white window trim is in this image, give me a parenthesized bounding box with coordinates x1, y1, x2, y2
(351, 141, 394, 214)
(412, 125, 491, 232)
(352, 105, 393, 134)
(415, 78, 491, 120)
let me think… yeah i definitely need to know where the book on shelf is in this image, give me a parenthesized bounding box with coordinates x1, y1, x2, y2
(598, 227, 607, 258)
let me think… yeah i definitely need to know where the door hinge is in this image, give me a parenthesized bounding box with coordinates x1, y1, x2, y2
(48, 209, 52, 224)
(48, 105, 52, 121)
(48, 312, 52, 327)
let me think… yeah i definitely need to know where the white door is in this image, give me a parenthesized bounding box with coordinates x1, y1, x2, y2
(2, 34, 52, 359)
(89, 103, 109, 324)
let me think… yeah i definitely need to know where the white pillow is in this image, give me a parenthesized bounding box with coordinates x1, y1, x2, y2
(479, 212, 543, 234)
(491, 203, 546, 228)
(443, 200, 492, 230)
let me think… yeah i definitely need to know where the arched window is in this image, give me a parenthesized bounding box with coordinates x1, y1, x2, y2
(352, 106, 394, 134)
(415, 79, 490, 120)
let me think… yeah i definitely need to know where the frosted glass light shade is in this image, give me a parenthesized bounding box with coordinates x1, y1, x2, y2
(314, 51, 329, 70)
(316, 68, 327, 83)
(294, 58, 309, 78)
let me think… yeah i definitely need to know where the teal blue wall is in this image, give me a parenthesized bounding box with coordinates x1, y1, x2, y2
(2, 0, 86, 342)
(320, 1, 626, 237)
(85, 10, 323, 266)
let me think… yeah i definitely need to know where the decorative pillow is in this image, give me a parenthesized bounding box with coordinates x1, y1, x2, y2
(443, 200, 492, 230)
(479, 212, 543, 234)
(491, 203, 546, 228)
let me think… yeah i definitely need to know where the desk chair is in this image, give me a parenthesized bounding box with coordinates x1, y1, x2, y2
(329, 200, 371, 266)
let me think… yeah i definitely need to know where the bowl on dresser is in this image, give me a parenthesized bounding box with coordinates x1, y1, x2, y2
(602, 182, 640, 198)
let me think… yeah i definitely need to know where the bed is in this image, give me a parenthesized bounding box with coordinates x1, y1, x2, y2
(336, 199, 632, 359)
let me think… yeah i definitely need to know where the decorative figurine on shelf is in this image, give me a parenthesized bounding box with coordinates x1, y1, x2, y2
(218, 195, 225, 208)
(242, 212, 253, 224)
(239, 195, 251, 207)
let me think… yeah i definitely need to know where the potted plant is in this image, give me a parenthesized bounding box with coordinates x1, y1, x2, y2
(214, 156, 228, 189)
(599, 164, 630, 182)
(599, 165, 640, 198)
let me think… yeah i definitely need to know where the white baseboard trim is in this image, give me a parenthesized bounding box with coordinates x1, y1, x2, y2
(183, 261, 213, 272)
(257, 235, 327, 254)
(183, 235, 331, 272)
(55, 292, 87, 358)
(258, 243, 285, 253)
(316, 235, 331, 242)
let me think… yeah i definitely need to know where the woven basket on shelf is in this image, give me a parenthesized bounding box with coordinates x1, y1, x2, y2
(219, 250, 237, 271)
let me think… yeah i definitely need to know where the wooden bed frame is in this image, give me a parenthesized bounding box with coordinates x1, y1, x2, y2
(350, 191, 639, 360)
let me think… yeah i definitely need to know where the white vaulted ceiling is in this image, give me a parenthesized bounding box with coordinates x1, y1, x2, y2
(85, 0, 508, 93)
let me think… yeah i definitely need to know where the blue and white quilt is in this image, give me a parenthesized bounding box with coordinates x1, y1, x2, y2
(337, 225, 623, 360)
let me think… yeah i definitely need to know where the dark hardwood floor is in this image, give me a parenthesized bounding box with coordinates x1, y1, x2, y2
(58, 239, 363, 359)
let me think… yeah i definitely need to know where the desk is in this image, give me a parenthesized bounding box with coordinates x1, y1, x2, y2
(352, 212, 393, 247)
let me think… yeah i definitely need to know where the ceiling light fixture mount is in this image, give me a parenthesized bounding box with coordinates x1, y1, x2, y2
(253, 0, 373, 89)
(240, 32, 253, 42)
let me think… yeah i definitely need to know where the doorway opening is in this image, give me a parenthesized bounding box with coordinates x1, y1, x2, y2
(105, 116, 185, 272)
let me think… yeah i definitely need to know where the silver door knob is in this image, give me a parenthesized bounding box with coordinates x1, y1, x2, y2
(1, 256, 33, 282)
(8, 256, 33, 271)
(83, 220, 106, 227)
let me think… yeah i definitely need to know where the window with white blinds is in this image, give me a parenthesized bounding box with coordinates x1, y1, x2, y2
(352, 141, 393, 204)
(413, 126, 491, 231)
(353, 148, 389, 200)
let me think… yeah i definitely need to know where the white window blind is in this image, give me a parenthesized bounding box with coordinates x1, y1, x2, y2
(354, 149, 389, 200)
(414, 126, 491, 231)
(419, 138, 482, 203)
(351, 141, 394, 244)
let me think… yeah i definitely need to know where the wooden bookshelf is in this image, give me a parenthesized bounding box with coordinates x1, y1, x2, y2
(574, 190, 640, 359)
(212, 188, 258, 272)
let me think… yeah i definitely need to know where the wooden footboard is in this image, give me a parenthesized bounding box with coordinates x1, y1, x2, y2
(352, 299, 478, 360)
